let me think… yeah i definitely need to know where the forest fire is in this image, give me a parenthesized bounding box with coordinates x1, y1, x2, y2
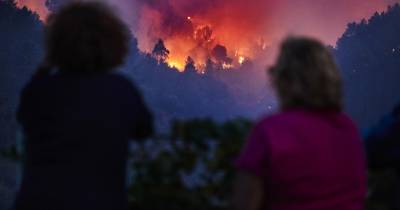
(129, 0, 275, 72)
(115, 0, 398, 72)
(15, 0, 399, 72)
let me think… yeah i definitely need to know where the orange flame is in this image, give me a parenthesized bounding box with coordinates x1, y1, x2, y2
(14, 0, 400, 73)
(127, 0, 399, 72)
(132, 0, 274, 72)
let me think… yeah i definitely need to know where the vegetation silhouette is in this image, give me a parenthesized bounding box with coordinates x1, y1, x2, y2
(335, 4, 400, 129)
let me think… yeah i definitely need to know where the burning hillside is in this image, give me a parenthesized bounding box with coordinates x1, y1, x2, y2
(16, 0, 400, 72)
(129, 0, 275, 71)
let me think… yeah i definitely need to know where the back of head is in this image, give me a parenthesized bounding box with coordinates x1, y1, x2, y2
(270, 37, 343, 111)
(43, 1, 130, 74)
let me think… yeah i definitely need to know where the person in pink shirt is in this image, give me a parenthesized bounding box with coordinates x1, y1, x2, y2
(232, 37, 367, 210)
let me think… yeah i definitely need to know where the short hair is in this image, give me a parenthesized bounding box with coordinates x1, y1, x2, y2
(270, 37, 343, 111)
(45, 2, 130, 73)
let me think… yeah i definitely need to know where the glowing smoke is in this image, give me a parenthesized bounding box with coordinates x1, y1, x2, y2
(97, 0, 400, 70)
(16, 0, 48, 20)
(16, 0, 400, 70)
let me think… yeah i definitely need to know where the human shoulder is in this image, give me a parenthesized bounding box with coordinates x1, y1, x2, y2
(255, 111, 295, 127)
(254, 109, 325, 134)
(21, 72, 55, 97)
(107, 71, 133, 82)
(252, 113, 287, 135)
(106, 72, 139, 91)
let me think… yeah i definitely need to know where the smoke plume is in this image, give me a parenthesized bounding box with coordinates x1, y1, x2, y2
(16, 0, 400, 69)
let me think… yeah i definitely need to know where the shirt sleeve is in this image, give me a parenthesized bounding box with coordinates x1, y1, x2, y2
(235, 123, 270, 177)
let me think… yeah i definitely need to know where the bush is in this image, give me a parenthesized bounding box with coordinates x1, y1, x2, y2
(2, 118, 399, 209)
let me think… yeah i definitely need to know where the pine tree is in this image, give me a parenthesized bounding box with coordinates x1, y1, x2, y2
(152, 39, 170, 64)
(184, 56, 196, 74)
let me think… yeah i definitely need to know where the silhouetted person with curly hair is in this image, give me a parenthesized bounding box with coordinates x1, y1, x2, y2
(13, 2, 153, 210)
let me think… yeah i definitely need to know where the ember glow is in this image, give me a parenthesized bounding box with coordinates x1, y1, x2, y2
(125, 0, 399, 71)
(128, 0, 276, 71)
(16, 0, 400, 71)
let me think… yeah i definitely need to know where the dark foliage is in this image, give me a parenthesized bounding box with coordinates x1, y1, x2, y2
(212, 44, 233, 66)
(184, 56, 196, 73)
(0, 0, 43, 147)
(127, 119, 253, 210)
(152, 39, 170, 64)
(0, 1, 43, 208)
(1, 118, 398, 210)
(335, 4, 400, 129)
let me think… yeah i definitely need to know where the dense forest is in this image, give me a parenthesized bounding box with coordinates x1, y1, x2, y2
(1, 0, 400, 209)
(0, 0, 43, 149)
(0, 4, 42, 208)
(335, 4, 400, 129)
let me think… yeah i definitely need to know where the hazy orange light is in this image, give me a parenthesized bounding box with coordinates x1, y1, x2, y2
(15, 0, 399, 73)
(167, 60, 185, 71)
(222, 63, 234, 69)
(15, 0, 49, 21)
(238, 56, 245, 64)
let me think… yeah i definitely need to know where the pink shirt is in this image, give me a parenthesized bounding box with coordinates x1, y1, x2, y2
(235, 109, 367, 210)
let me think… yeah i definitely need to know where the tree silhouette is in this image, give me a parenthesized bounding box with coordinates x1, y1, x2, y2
(0, 0, 43, 145)
(0, 1, 43, 209)
(204, 57, 215, 74)
(152, 39, 170, 64)
(211, 44, 233, 69)
(184, 56, 196, 74)
(335, 3, 400, 128)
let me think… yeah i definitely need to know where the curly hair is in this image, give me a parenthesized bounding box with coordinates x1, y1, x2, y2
(270, 37, 343, 111)
(43, 1, 130, 74)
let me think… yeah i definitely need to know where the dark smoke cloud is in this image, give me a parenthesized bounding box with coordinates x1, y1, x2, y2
(212, 45, 232, 64)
